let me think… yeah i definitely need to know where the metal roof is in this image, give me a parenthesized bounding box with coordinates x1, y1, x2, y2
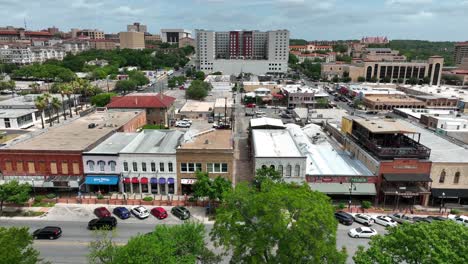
(309, 183, 376, 195)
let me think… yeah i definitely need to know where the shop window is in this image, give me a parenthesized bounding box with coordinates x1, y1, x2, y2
(109, 161, 116, 172)
(72, 162, 79, 174)
(62, 162, 69, 174)
(50, 162, 57, 174)
(454, 172, 460, 184)
(439, 170, 446, 183)
(123, 162, 128, 172)
(87, 161, 95, 171)
(28, 162, 35, 173)
(98, 161, 105, 172)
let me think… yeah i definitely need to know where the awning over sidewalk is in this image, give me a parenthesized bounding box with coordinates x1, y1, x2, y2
(383, 174, 432, 182)
(85, 176, 119, 185)
(432, 188, 468, 199)
(308, 183, 376, 195)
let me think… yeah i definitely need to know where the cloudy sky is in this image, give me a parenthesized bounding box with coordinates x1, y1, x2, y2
(0, 0, 467, 41)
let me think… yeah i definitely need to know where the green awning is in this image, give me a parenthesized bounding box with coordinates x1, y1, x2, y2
(309, 183, 376, 195)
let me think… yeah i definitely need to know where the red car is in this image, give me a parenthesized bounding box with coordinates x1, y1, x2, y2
(151, 207, 168, 219)
(94, 207, 111, 218)
(246, 103, 256, 108)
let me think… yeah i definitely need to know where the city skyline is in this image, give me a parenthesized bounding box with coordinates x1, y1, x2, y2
(0, 0, 466, 41)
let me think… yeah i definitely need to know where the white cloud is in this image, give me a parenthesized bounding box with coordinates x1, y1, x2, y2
(386, 0, 432, 5)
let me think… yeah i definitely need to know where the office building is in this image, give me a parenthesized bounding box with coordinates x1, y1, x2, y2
(362, 48, 406, 62)
(127, 22, 147, 33)
(454, 42, 468, 65)
(195, 29, 289, 75)
(119, 31, 145, 50)
(89, 39, 117, 50)
(71, 29, 104, 40)
(161, 29, 192, 45)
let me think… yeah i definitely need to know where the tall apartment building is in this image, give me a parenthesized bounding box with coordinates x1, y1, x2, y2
(195, 29, 289, 75)
(0, 45, 65, 64)
(454, 42, 468, 65)
(127, 22, 147, 33)
(119, 31, 145, 50)
(71, 28, 104, 40)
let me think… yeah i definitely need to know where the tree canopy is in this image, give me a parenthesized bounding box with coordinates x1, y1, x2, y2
(211, 181, 347, 263)
(0, 180, 31, 215)
(0, 227, 47, 264)
(353, 221, 468, 264)
(88, 223, 219, 264)
(12, 64, 76, 82)
(114, 80, 137, 94)
(192, 171, 232, 202)
(253, 167, 283, 191)
(186, 80, 211, 100)
(91, 92, 117, 107)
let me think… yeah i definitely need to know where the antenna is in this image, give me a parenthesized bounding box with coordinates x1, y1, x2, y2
(24, 17, 27, 30)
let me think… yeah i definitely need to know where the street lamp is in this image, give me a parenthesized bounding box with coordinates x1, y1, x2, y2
(348, 182, 356, 210)
(440, 192, 446, 213)
(395, 191, 400, 211)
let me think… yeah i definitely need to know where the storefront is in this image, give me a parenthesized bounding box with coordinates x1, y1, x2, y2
(181, 178, 196, 194)
(84, 175, 119, 193)
(122, 176, 176, 194)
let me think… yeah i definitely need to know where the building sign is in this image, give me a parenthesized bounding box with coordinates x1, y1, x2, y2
(321, 177, 333, 182)
(350, 178, 368, 183)
(393, 165, 418, 169)
(181, 179, 197, 184)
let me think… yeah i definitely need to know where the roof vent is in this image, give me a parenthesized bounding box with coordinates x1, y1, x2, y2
(204, 139, 209, 144)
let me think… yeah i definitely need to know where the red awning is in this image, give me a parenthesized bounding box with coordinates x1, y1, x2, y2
(140, 177, 148, 184)
(123, 177, 131, 184)
(131, 177, 139, 184)
(272, 93, 284, 99)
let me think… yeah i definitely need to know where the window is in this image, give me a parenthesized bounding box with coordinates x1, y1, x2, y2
(16, 161, 23, 172)
(61, 162, 68, 174)
(123, 162, 129, 172)
(168, 162, 173, 172)
(28, 162, 35, 173)
(50, 162, 57, 174)
(439, 170, 446, 183)
(454, 172, 460, 184)
(72, 162, 79, 174)
(5, 161, 12, 171)
(151, 162, 156, 172)
(286, 165, 292, 177)
(108, 161, 116, 172)
(141, 162, 147, 172)
(181, 163, 202, 173)
(98, 161, 105, 172)
(207, 163, 228, 173)
(132, 162, 138, 172)
(160, 162, 165, 172)
(294, 165, 300, 177)
(38, 161, 46, 173)
(278, 165, 283, 176)
(87, 161, 95, 171)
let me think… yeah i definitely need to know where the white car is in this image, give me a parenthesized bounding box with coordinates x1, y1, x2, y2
(449, 215, 468, 226)
(181, 118, 192, 124)
(131, 206, 150, 219)
(353, 213, 374, 226)
(348, 227, 378, 239)
(175, 121, 191, 128)
(373, 215, 398, 227)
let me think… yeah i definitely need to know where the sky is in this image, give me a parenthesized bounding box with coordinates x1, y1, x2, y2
(0, 0, 467, 41)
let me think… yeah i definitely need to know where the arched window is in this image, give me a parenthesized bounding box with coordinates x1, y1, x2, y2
(454, 172, 460, 184)
(98, 161, 105, 172)
(294, 165, 300, 177)
(87, 160, 95, 171)
(278, 165, 283, 176)
(439, 170, 446, 183)
(108, 161, 116, 172)
(286, 165, 292, 177)
(261, 165, 267, 169)
(270, 165, 275, 170)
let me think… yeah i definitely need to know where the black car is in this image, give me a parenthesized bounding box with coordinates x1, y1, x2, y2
(426, 216, 447, 221)
(413, 217, 432, 223)
(171, 206, 191, 220)
(33, 226, 62, 240)
(245, 112, 255, 117)
(88, 216, 117, 230)
(335, 211, 354, 225)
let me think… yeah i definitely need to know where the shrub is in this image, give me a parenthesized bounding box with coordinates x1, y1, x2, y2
(46, 193, 56, 199)
(361, 201, 372, 209)
(35, 195, 45, 203)
(97, 194, 104, 200)
(336, 202, 346, 210)
(450, 208, 461, 215)
(142, 196, 153, 202)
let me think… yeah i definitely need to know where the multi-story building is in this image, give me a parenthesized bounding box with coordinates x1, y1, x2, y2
(280, 84, 329, 109)
(195, 29, 289, 75)
(361, 36, 389, 44)
(363, 48, 406, 62)
(71, 28, 104, 40)
(0, 45, 66, 64)
(178, 37, 194, 48)
(145, 34, 161, 42)
(127, 22, 147, 33)
(454, 42, 468, 65)
(397, 85, 468, 113)
(0, 27, 53, 43)
(176, 129, 234, 194)
(89, 39, 117, 50)
(61, 40, 90, 54)
(160, 29, 192, 45)
(363, 95, 426, 110)
(119, 31, 145, 50)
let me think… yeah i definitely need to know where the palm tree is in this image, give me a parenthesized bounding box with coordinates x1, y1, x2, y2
(51, 97, 61, 124)
(71, 80, 82, 115)
(60, 83, 73, 118)
(42, 93, 53, 127)
(29, 82, 40, 94)
(34, 96, 46, 129)
(58, 84, 67, 120)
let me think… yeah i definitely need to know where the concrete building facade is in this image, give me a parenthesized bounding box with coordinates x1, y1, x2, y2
(454, 42, 468, 65)
(161, 29, 192, 45)
(119, 31, 145, 50)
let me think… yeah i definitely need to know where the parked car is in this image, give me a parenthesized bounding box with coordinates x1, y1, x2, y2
(33, 226, 62, 240)
(131, 206, 150, 219)
(245, 111, 255, 117)
(175, 121, 191, 128)
(413, 216, 433, 223)
(171, 206, 191, 220)
(449, 215, 468, 226)
(113, 207, 131, 219)
(426, 216, 447, 221)
(348, 227, 378, 238)
(287, 105, 295, 110)
(151, 207, 168, 220)
(94, 207, 111, 218)
(255, 110, 266, 115)
(182, 118, 193, 124)
(208, 116, 214, 123)
(246, 103, 256, 108)
(353, 213, 374, 226)
(373, 215, 398, 227)
(335, 211, 354, 225)
(258, 104, 267, 108)
(88, 217, 117, 230)
(388, 213, 413, 224)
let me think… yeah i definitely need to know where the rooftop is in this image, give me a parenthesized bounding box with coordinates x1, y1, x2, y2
(394, 108, 458, 119)
(399, 85, 468, 102)
(84, 133, 137, 154)
(353, 118, 417, 134)
(0, 94, 78, 109)
(252, 129, 303, 158)
(120, 130, 184, 154)
(107, 93, 175, 109)
(204, 75, 231, 83)
(214, 98, 234, 108)
(250, 117, 285, 129)
(7, 110, 141, 151)
(293, 108, 347, 123)
(179, 129, 232, 150)
(179, 101, 214, 113)
(364, 95, 424, 104)
(0, 109, 36, 118)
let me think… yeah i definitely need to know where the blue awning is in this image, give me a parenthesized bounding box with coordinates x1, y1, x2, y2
(150, 177, 158, 184)
(85, 176, 119, 185)
(159, 178, 166, 184)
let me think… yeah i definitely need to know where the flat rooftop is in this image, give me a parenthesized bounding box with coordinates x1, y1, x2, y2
(364, 95, 423, 104)
(252, 129, 303, 158)
(179, 101, 214, 113)
(250, 117, 285, 129)
(353, 118, 417, 134)
(400, 120, 468, 162)
(8, 110, 141, 151)
(179, 129, 232, 150)
(0, 109, 35, 118)
(214, 98, 234, 108)
(400, 85, 468, 102)
(293, 108, 347, 123)
(84, 133, 137, 154)
(394, 108, 458, 119)
(121, 130, 184, 154)
(0, 94, 78, 108)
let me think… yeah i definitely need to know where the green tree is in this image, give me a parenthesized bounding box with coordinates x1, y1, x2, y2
(357, 76, 366, 82)
(34, 95, 47, 129)
(316, 97, 329, 108)
(194, 71, 205, 81)
(51, 97, 61, 124)
(42, 93, 53, 127)
(88, 223, 219, 264)
(211, 181, 347, 263)
(128, 71, 150, 86)
(353, 221, 468, 264)
(212, 71, 223, 75)
(336, 55, 352, 63)
(382, 76, 392, 83)
(288, 53, 299, 65)
(115, 80, 137, 94)
(192, 171, 232, 202)
(332, 44, 348, 53)
(91, 93, 117, 107)
(332, 76, 340, 83)
(0, 180, 31, 215)
(253, 167, 283, 191)
(186, 80, 209, 100)
(408, 77, 419, 85)
(0, 227, 47, 264)
(59, 83, 73, 118)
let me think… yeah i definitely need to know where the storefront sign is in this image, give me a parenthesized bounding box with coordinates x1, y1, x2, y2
(350, 178, 368, 183)
(321, 177, 333, 182)
(181, 179, 197, 184)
